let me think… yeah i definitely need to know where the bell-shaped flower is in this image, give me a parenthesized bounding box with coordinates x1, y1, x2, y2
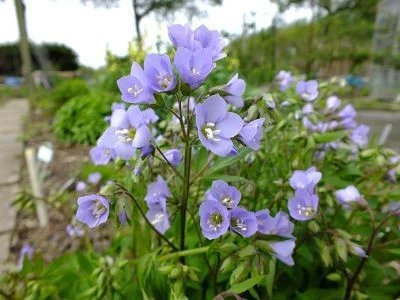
(349, 124, 369, 148)
(144, 176, 171, 211)
(88, 172, 102, 185)
(199, 200, 230, 240)
(238, 118, 265, 150)
(269, 240, 295, 266)
(289, 167, 322, 192)
(144, 54, 176, 92)
(17, 244, 34, 270)
(326, 96, 341, 112)
(223, 73, 246, 107)
(288, 189, 319, 221)
(163, 149, 182, 166)
(193, 25, 226, 61)
(146, 208, 170, 234)
(195, 95, 244, 156)
(302, 103, 314, 115)
(276, 70, 293, 91)
(205, 180, 241, 209)
(335, 185, 367, 209)
(98, 106, 151, 160)
(76, 195, 110, 228)
(174, 47, 215, 89)
(296, 80, 319, 102)
(117, 62, 154, 104)
(256, 209, 294, 238)
(338, 104, 356, 119)
(230, 207, 258, 238)
(75, 181, 86, 192)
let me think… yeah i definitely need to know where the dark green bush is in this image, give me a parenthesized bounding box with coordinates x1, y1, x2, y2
(53, 93, 114, 145)
(52, 78, 90, 105)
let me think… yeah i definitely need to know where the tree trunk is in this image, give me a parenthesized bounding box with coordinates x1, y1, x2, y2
(131, 0, 143, 45)
(14, 0, 34, 94)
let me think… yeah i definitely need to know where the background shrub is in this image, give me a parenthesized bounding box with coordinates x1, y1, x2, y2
(53, 93, 114, 145)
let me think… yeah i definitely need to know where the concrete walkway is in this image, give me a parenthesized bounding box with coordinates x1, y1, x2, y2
(357, 111, 400, 151)
(0, 99, 29, 267)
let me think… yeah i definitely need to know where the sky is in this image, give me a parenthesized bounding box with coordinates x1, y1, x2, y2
(0, 0, 311, 68)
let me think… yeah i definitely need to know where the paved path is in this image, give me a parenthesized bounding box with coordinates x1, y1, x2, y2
(357, 111, 400, 151)
(0, 99, 29, 268)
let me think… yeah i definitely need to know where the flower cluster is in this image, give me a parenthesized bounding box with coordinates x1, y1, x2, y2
(288, 167, 321, 221)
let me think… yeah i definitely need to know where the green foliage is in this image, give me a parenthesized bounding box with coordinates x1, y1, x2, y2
(53, 92, 113, 145)
(52, 78, 90, 105)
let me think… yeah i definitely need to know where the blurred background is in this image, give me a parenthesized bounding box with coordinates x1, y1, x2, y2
(1, 0, 400, 149)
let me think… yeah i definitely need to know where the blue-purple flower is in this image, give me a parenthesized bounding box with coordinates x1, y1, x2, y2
(168, 24, 226, 62)
(296, 80, 319, 102)
(66, 224, 84, 237)
(76, 195, 110, 228)
(174, 47, 215, 89)
(195, 95, 244, 156)
(349, 124, 370, 148)
(205, 180, 241, 209)
(255, 209, 294, 238)
(338, 104, 356, 119)
(76, 181, 86, 192)
(99, 106, 152, 160)
(276, 70, 293, 91)
(335, 185, 367, 209)
(117, 62, 154, 104)
(230, 207, 258, 238)
(111, 102, 126, 111)
(88, 172, 102, 185)
(288, 189, 319, 221)
(302, 103, 314, 115)
(90, 144, 115, 165)
(326, 96, 341, 112)
(289, 167, 322, 192)
(141, 108, 159, 125)
(163, 149, 181, 166)
(17, 244, 34, 270)
(145, 176, 171, 211)
(269, 240, 295, 266)
(144, 54, 176, 92)
(223, 73, 246, 108)
(199, 200, 230, 240)
(119, 210, 128, 225)
(146, 208, 170, 234)
(349, 242, 367, 258)
(238, 118, 265, 150)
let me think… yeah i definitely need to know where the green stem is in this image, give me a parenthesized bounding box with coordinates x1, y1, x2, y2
(159, 246, 210, 261)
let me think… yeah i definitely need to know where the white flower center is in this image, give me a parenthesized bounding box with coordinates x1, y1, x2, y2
(115, 128, 136, 143)
(91, 200, 106, 218)
(207, 212, 223, 231)
(191, 68, 201, 76)
(127, 85, 143, 97)
(202, 122, 221, 142)
(221, 195, 233, 209)
(231, 217, 247, 232)
(156, 73, 172, 89)
(297, 204, 314, 217)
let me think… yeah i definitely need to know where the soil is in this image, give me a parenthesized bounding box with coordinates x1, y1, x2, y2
(9, 107, 111, 264)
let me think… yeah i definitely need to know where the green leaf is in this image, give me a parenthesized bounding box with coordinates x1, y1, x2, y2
(205, 148, 252, 176)
(313, 131, 348, 144)
(229, 261, 249, 285)
(209, 175, 250, 183)
(180, 83, 192, 96)
(326, 273, 341, 282)
(334, 237, 348, 262)
(266, 258, 276, 297)
(228, 275, 265, 294)
(238, 245, 257, 259)
(154, 94, 165, 107)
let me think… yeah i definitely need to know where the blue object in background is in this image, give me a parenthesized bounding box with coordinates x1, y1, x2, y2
(345, 75, 365, 89)
(4, 76, 24, 87)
